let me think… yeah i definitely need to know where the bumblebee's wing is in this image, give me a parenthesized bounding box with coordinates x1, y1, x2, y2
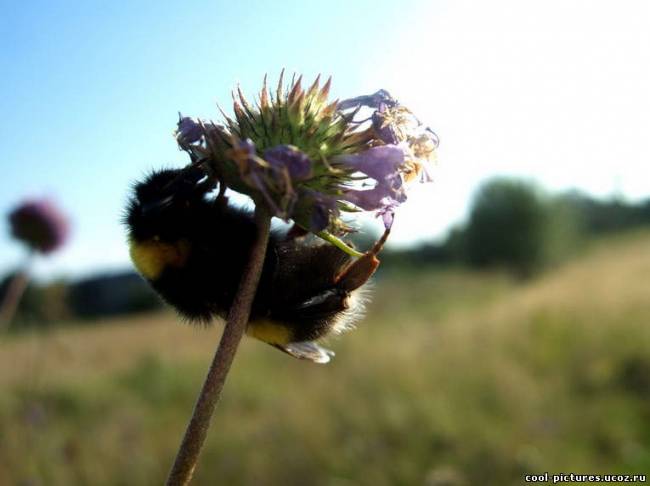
(272, 342, 335, 364)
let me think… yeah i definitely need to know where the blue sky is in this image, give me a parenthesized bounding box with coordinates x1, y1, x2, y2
(1, 0, 649, 279)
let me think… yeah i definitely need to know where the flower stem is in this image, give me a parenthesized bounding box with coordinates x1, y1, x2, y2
(316, 231, 364, 257)
(165, 204, 272, 486)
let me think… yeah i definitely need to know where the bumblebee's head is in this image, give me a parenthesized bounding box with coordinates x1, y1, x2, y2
(125, 167, 213, 242)
(125, 167, 214, 280)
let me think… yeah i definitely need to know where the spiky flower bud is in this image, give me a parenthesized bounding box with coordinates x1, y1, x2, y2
(8, 199, 69, 254)
(176, 73, 437, 254)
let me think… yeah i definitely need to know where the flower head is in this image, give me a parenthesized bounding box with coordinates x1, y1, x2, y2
(176, 73, 437, 252)
(8, 199, 69, 254)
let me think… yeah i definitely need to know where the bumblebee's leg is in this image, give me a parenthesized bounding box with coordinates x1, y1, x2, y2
(334, 253, 380, 291)
(334, 227, 390, 291)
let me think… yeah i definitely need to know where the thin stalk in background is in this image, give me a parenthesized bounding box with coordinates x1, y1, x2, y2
(0, 254, 33, 331)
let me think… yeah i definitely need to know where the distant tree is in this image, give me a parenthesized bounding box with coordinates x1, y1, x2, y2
(441, 225, 468, 263)
(464, 178, 550, 276)
(557, 191, 650, 235)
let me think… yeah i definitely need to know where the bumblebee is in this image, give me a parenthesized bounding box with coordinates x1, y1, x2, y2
(124, 167, 382, 363)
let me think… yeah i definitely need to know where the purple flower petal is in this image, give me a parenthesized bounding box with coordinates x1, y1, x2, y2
(237, 138, 257, 156)
(230, 140, 312, 220)
(335, 144, 409, 227)
(296, 189, 338, 232)
(342, 179, 402, 210)
(310, 204, 330, 232)
(176, 116, 203, 144)
(334, 145, 406, 183)
(229, 139, 282, 216)
(379, 206, 396, 229)
(263, 145, 312, 181)
(310, 195, 337, 232)
(342, 186, 385, 211)
(339, 145, 408, 229)
(9, 199, 69, 254)
(343, 185, 400, 229)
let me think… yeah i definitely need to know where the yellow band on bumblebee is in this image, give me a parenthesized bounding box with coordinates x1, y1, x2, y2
(129, 238, 191, 280)
(246, 319, 293, 345)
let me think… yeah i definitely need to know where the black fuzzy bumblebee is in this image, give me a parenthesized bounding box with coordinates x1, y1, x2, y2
(124, 167, 383, 363)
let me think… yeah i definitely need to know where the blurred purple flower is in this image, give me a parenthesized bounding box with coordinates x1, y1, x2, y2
(9, 199, 69, 254)
(263, 145, 312, 181)
(177, 116, 203, 144)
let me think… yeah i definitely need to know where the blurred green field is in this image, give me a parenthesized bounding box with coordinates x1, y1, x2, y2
(1, 232, 649, 486)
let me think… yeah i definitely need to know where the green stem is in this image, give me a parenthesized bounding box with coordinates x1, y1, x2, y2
(165, 205, 272, 486)
(316, 231, 364, 257)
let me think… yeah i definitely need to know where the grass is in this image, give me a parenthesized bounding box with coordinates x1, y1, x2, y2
(1, 231, 650, 485)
